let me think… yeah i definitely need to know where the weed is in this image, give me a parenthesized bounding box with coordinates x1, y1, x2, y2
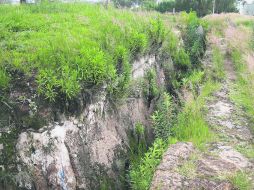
(173, 80, 220, 148)
(0, 68, 9, 89)
(151, 93, 174, 140)
(212, 46, 225, 80)
(230, 49, 254, 127)
(235, 143, 254, 159)
(182, 70, 204, 96)
(228, 171, 252, 190)
(181, 12, 207, 65)
(143, 69, 159, 105)
(176, 153, 200, 179)
(129, 138, 167, 190)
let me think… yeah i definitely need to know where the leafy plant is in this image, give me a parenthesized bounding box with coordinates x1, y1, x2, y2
(143, 69, 159, 105)
(181, 12, 207, 65)
(129, 138, 167, 190)
(152, 93, 174, 140)
(174, 48, 191, 71)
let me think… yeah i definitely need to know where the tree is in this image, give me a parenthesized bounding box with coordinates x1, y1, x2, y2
(156, 0, 238, 16)
(214, 0, 238, 13)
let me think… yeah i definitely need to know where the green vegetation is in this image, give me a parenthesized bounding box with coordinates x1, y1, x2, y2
(129, 12, 215, 189)
(176, 153, 200, 179)
(0, 3, 167, 102)
(129, 77, 219, 189)
(229, 171, 252, 190)
(235, 143, 254, 159)
(156, 0, 238, 16)
(151, 93, 174, 140)
(230, 49, 254, 126)
(129, 137, 177, 190)
(173, 80, 220, 148)
(143, 69, 159, 105)
(112, 0, 238, 17)
(212, 46, 225, 80)
(181, 12, 207, 66)
(0, 68, 9, 89)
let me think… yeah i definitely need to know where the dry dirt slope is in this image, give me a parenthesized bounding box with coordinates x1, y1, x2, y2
(150, 15, 254, 190)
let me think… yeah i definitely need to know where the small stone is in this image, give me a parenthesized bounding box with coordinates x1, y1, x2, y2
(77, 123, 83, 128)
(73, 120, 79, 125)
(0, 144, 3, 150)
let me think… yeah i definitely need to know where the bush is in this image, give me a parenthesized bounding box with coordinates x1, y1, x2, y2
(148, 18, 165, 48)
(143, 69, 159, 105)
(174, 48, 191, 71)
(129, 32, 148, 56)
(181, 12, 207, 65)
(129, 138, 167, 190)
(152, 93, 174, 140)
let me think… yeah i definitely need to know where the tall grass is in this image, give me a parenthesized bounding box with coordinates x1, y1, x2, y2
(173, 80, 220, 148)
(228, 171, 252, 190)
(230, 49, 254, 128)
(212, 46, 225, 80)
(0, 3, 166, 101)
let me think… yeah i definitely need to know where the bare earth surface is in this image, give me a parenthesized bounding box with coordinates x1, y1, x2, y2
(151, 19, 254, 190)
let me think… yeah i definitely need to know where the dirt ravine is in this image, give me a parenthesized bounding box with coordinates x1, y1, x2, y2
(151, 21, 254, 190)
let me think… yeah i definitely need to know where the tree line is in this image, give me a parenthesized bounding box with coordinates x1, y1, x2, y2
(112, 0, 239, 16)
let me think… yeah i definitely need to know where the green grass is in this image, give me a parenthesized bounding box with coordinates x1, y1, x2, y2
(176, 152, 200, 179)
(129, 79, 220, 189)
(230, 49, 254, 128)
(173, 80, 220, 148)
(0, 68, 9, 89)
(212, 46, 225, 80)
(235, 143, 254, 159)
(229, 171, 253, 190)
(129, 138, 178, 190)
(0, 3, 168, 101)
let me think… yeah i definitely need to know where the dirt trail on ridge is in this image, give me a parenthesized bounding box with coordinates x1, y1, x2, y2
(150, 20, 254, 190)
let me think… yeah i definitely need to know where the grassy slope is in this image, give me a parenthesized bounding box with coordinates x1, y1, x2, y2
(0, 3, 172, 101)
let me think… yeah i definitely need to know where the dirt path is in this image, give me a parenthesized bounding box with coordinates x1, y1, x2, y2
(150, 26, 254, 190)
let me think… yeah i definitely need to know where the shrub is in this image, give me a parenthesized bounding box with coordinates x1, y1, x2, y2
(143, 69, 159, 105)
(181, 12, 207, 65)
(152, 93, 174, 140)
(129, 138, 167, 190)
(148, 18, 165, 48)
(174, 48, 191, 71)
(129, 31, 148, 56)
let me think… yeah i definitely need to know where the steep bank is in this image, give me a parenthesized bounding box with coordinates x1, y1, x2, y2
(0, 4, 199, 189)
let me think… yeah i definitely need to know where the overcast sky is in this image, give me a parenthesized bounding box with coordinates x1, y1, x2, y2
(245, 0, 254, 3)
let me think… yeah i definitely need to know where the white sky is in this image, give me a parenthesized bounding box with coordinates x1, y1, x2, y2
(245, 0, 254, 3)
